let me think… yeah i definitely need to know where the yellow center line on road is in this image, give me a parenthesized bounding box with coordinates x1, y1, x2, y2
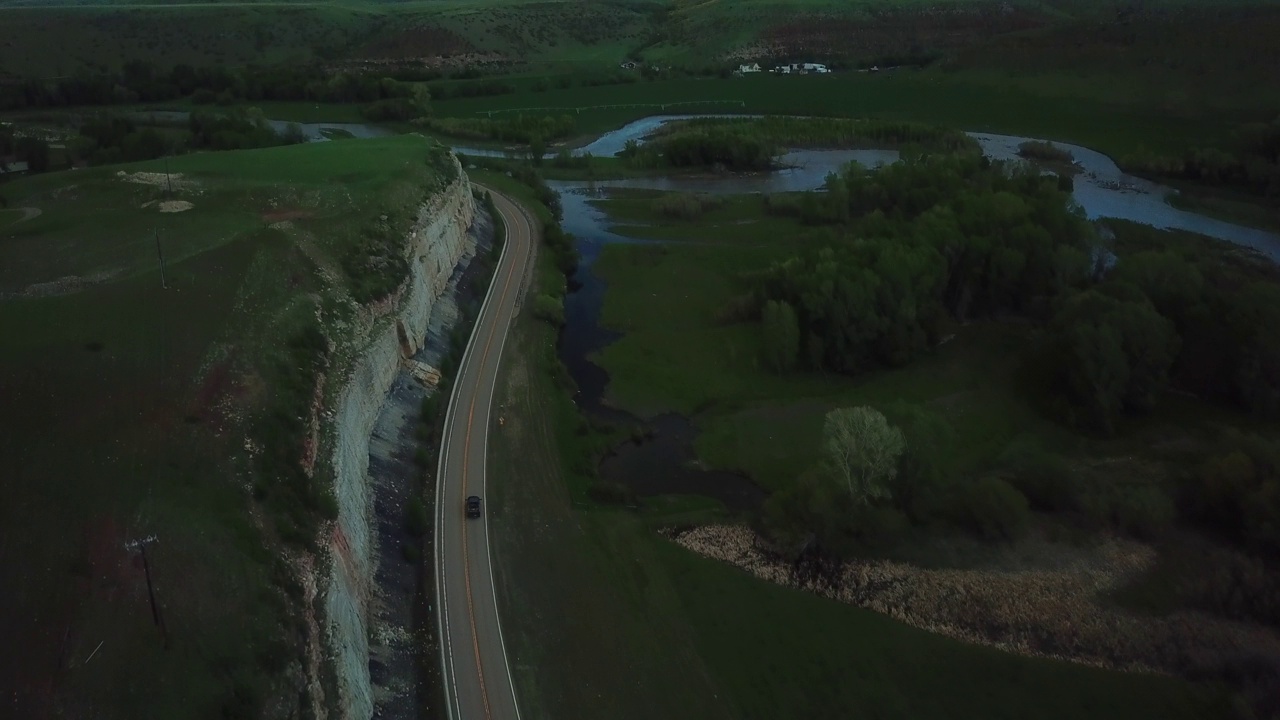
(459, 194, 525, 720)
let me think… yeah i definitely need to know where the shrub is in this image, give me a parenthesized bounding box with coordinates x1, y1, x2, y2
(1111, 484, 1176, 539)
(651, 192, 725, 220)
(960, 476, 1031, 541)
(404, 496, 429, 537)
(1017, 140, 1074, 163)
(420, 394, 439, 422)
(401, 542, 422, 564)
(533, 293, 565, 326)
(587, 481, 638, 506)
(997, 439, 1078, 513)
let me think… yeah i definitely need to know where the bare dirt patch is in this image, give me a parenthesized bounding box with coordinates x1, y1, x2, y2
(671, 524, 1280, 677)
(5, 270, 120, 300)
(261, 209, 314, 223)
(116, 170, 198, 191)
(159, 200, 193, 213)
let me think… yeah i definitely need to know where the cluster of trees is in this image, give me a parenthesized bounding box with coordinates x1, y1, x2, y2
(762, 399, 1273, 570)
(747, 155, 1280, 436)
(749, 154, 1095, 373)
(620, 117, 978, 171)
(1045, 288, 1179, 435)
(743, 153, 1280, 574)
(424, 114, 576, 144)
(1017, 140, 1074, 163)
(1122, 117, 1280, 197)
(63, 111, 304, 168)
(764, 404, 1043, 557)
(1187, 430, 1280, 558)
(1057, 222, 1280, 428)
(623, 126, 778, 171)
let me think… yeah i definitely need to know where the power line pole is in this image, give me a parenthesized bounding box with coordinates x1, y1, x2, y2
(154, 227, 167, 290)
(125, 535, 169, 649)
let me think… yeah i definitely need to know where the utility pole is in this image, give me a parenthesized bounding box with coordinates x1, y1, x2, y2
(125, 535, 169, 649)
(154, 227, 167, 290)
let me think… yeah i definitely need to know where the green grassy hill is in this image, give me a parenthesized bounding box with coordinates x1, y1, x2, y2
(0, 134, 453, 718)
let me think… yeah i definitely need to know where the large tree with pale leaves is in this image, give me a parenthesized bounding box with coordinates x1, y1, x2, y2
(823, 406, 906, 505)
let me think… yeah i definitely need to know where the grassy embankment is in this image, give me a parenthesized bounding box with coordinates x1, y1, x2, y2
(0, 134, 454, 717)
(477, 174, 1228, 720)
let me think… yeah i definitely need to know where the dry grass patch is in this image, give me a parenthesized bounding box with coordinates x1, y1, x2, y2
(670, 524, 1280, 676)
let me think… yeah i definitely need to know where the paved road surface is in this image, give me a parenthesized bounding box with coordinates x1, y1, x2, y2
(434, 186, 535, 720)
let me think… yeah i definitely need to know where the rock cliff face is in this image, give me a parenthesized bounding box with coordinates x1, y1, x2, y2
(324, 163, 473, 720)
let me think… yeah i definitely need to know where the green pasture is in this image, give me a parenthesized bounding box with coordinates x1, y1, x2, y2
(0, 133, 452, 717)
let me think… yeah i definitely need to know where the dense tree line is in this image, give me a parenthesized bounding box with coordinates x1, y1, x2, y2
(0, 60, 428, 117)
(424, 113, 576, 144)
(621, 117, 978, 171)
(63, 111, 304, 168)
(1122, 117, 1280, 197)
(748, 154, 1095, 373)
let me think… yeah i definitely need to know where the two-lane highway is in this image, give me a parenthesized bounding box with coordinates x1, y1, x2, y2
(434, 186, 535, 720)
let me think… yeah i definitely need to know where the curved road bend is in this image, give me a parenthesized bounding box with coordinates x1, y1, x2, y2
(435, 186, 536, 720)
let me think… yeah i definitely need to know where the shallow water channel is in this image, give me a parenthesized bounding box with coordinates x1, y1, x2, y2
(471, 116, 1280, 511)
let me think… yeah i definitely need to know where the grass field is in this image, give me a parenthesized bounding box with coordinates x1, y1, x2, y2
(485, 187, 1229, 720)
(0, 134, 453, 717)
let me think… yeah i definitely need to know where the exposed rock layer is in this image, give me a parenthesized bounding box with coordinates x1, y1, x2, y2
(325, 164, 474, 719)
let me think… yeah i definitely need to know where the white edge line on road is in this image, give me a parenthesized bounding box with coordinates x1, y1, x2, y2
(435, 180, 514, 720)
(480, 192, 534, 720)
